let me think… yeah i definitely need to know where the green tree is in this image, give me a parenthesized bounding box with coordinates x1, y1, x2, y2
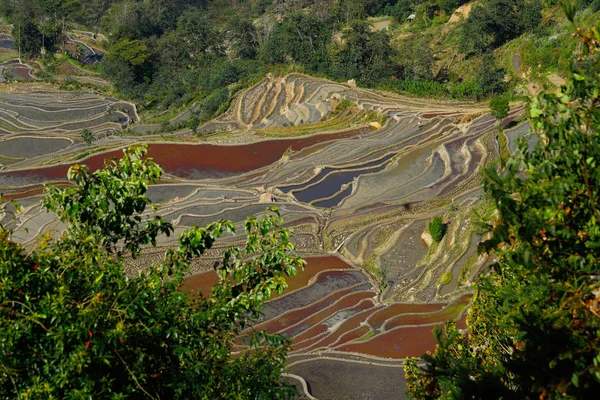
(0, 144, 304, 398)
(489, 96, 510, 122)
(459, 0, 542, 55)
(476, 53, 506, 98)
(428, 216, 444, 243)
(110, 38, 150, 67)
(398, 38, 436, 81)
(329, 21, 396, 86)
(101, 38, 151, 97)
(176, 8, 224, 62)
(12, 12, 43, 56)
(405, 19, 600, 399)
(262, 12, 331, 72)
(80, 127, 94, 145)
(227, 15, 259, 60)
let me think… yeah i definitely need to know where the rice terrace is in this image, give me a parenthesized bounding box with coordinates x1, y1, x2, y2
(0, 66, 526, 397)
(2, 1, 597, 398)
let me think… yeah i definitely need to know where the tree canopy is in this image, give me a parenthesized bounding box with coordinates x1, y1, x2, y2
(0, 144, 305, 398)
(459, 0, 542, 55)
(489, 96, 510, 121)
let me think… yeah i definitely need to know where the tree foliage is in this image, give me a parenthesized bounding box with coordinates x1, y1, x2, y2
(405, 21, 600, 399)
(329, 21, 397, 86)
(11, 12, 43, 56)
(476, 53, 507, 98)
(428, 216, 444, 243)
(489, 96, 510, 121)
(0, 144, 305, 398)
(459, 0, 543, 55)
(80, 127, 94, 145)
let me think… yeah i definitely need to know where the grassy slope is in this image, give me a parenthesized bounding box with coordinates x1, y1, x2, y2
(388, 3, 600, 95)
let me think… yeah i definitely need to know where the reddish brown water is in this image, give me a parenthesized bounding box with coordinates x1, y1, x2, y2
(334, 326, 371, 346)
(179, 270, 219, 298)
(335, 324, 440, 358)
(336, 297, 471, 358)
(279, 291, 375, 338)
(0, 129, 365, 185)
(3, 186, 47, 200)
(180, 255, 352, 299)
(301, 305, 384, 351)
(5, 64, 34, 80)
(277, 256, 352, 297)
(366, 303, 447, 329)
(292, 299, 374, 343)
(421, 112, 458, 119)
(383, 294, 471, 330)
(290, 301, 376, 352)
(250, 284, 363, 335)
(291, 332, 329, 352)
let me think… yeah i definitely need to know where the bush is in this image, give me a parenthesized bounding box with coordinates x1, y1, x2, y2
(199, 87, 229, 120)
(490, 96, 510, 121)
(428, 216, 444, 243)
(80, 128, 94, 145)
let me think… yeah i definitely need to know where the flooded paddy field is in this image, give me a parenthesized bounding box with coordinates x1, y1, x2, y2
(2, 73, 530, 398)
(288, 358, 407, 400)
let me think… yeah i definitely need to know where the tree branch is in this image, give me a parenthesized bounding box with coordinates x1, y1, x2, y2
(114, 350, 158, 400)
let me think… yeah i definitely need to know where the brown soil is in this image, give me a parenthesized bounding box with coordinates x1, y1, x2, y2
(448, 3, 473, 24)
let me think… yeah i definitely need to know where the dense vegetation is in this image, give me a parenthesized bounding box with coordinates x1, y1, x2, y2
(4, 0, 575, 119)
(405, 12, 600, 399)
(428, 216, 445, 243)
(0, 145, 305, 398)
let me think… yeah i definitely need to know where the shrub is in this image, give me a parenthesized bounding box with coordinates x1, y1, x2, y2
(429, 216, 444, 243)
(490, 96, 510, 121)
(80, 128, 94, 145)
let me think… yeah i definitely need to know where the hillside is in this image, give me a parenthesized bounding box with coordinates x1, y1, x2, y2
(0, 0, 599, 399)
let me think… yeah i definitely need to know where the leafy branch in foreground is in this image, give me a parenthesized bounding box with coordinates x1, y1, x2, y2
(405, 18, 600, 400)
(0, 144, 305, 399)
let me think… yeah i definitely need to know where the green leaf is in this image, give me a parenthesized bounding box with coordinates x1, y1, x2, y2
(572, 373, 579, 388)
(530, 107, 543, 118)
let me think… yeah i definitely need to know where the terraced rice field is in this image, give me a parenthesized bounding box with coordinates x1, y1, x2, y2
(0, 73, 530, 399)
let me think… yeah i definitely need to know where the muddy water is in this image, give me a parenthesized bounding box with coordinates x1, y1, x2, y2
(292, 300, 374, 343)
(11, 66, 34, 81)
(0, 129, 365, 186)
(367, 302, 446, 329)
(333, 326, 371, 346)
(293, 161, 392, 204)
(439, 236, 481, 296)
(335, 324, 440, 358)
(180, 255, 354, 299)
(312, 185, 353, 208)
(383, 294, 471, 330)
(261, 270, 368, 321)
(288, 359, 407, 400)
(280, 291, 375, 338)
(301, 305, 384, 351)
(252, 284, 371, 335)
(281, 153, 395, 196)
(336, 295, 471, 358)
(0, 137, 72, 158)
